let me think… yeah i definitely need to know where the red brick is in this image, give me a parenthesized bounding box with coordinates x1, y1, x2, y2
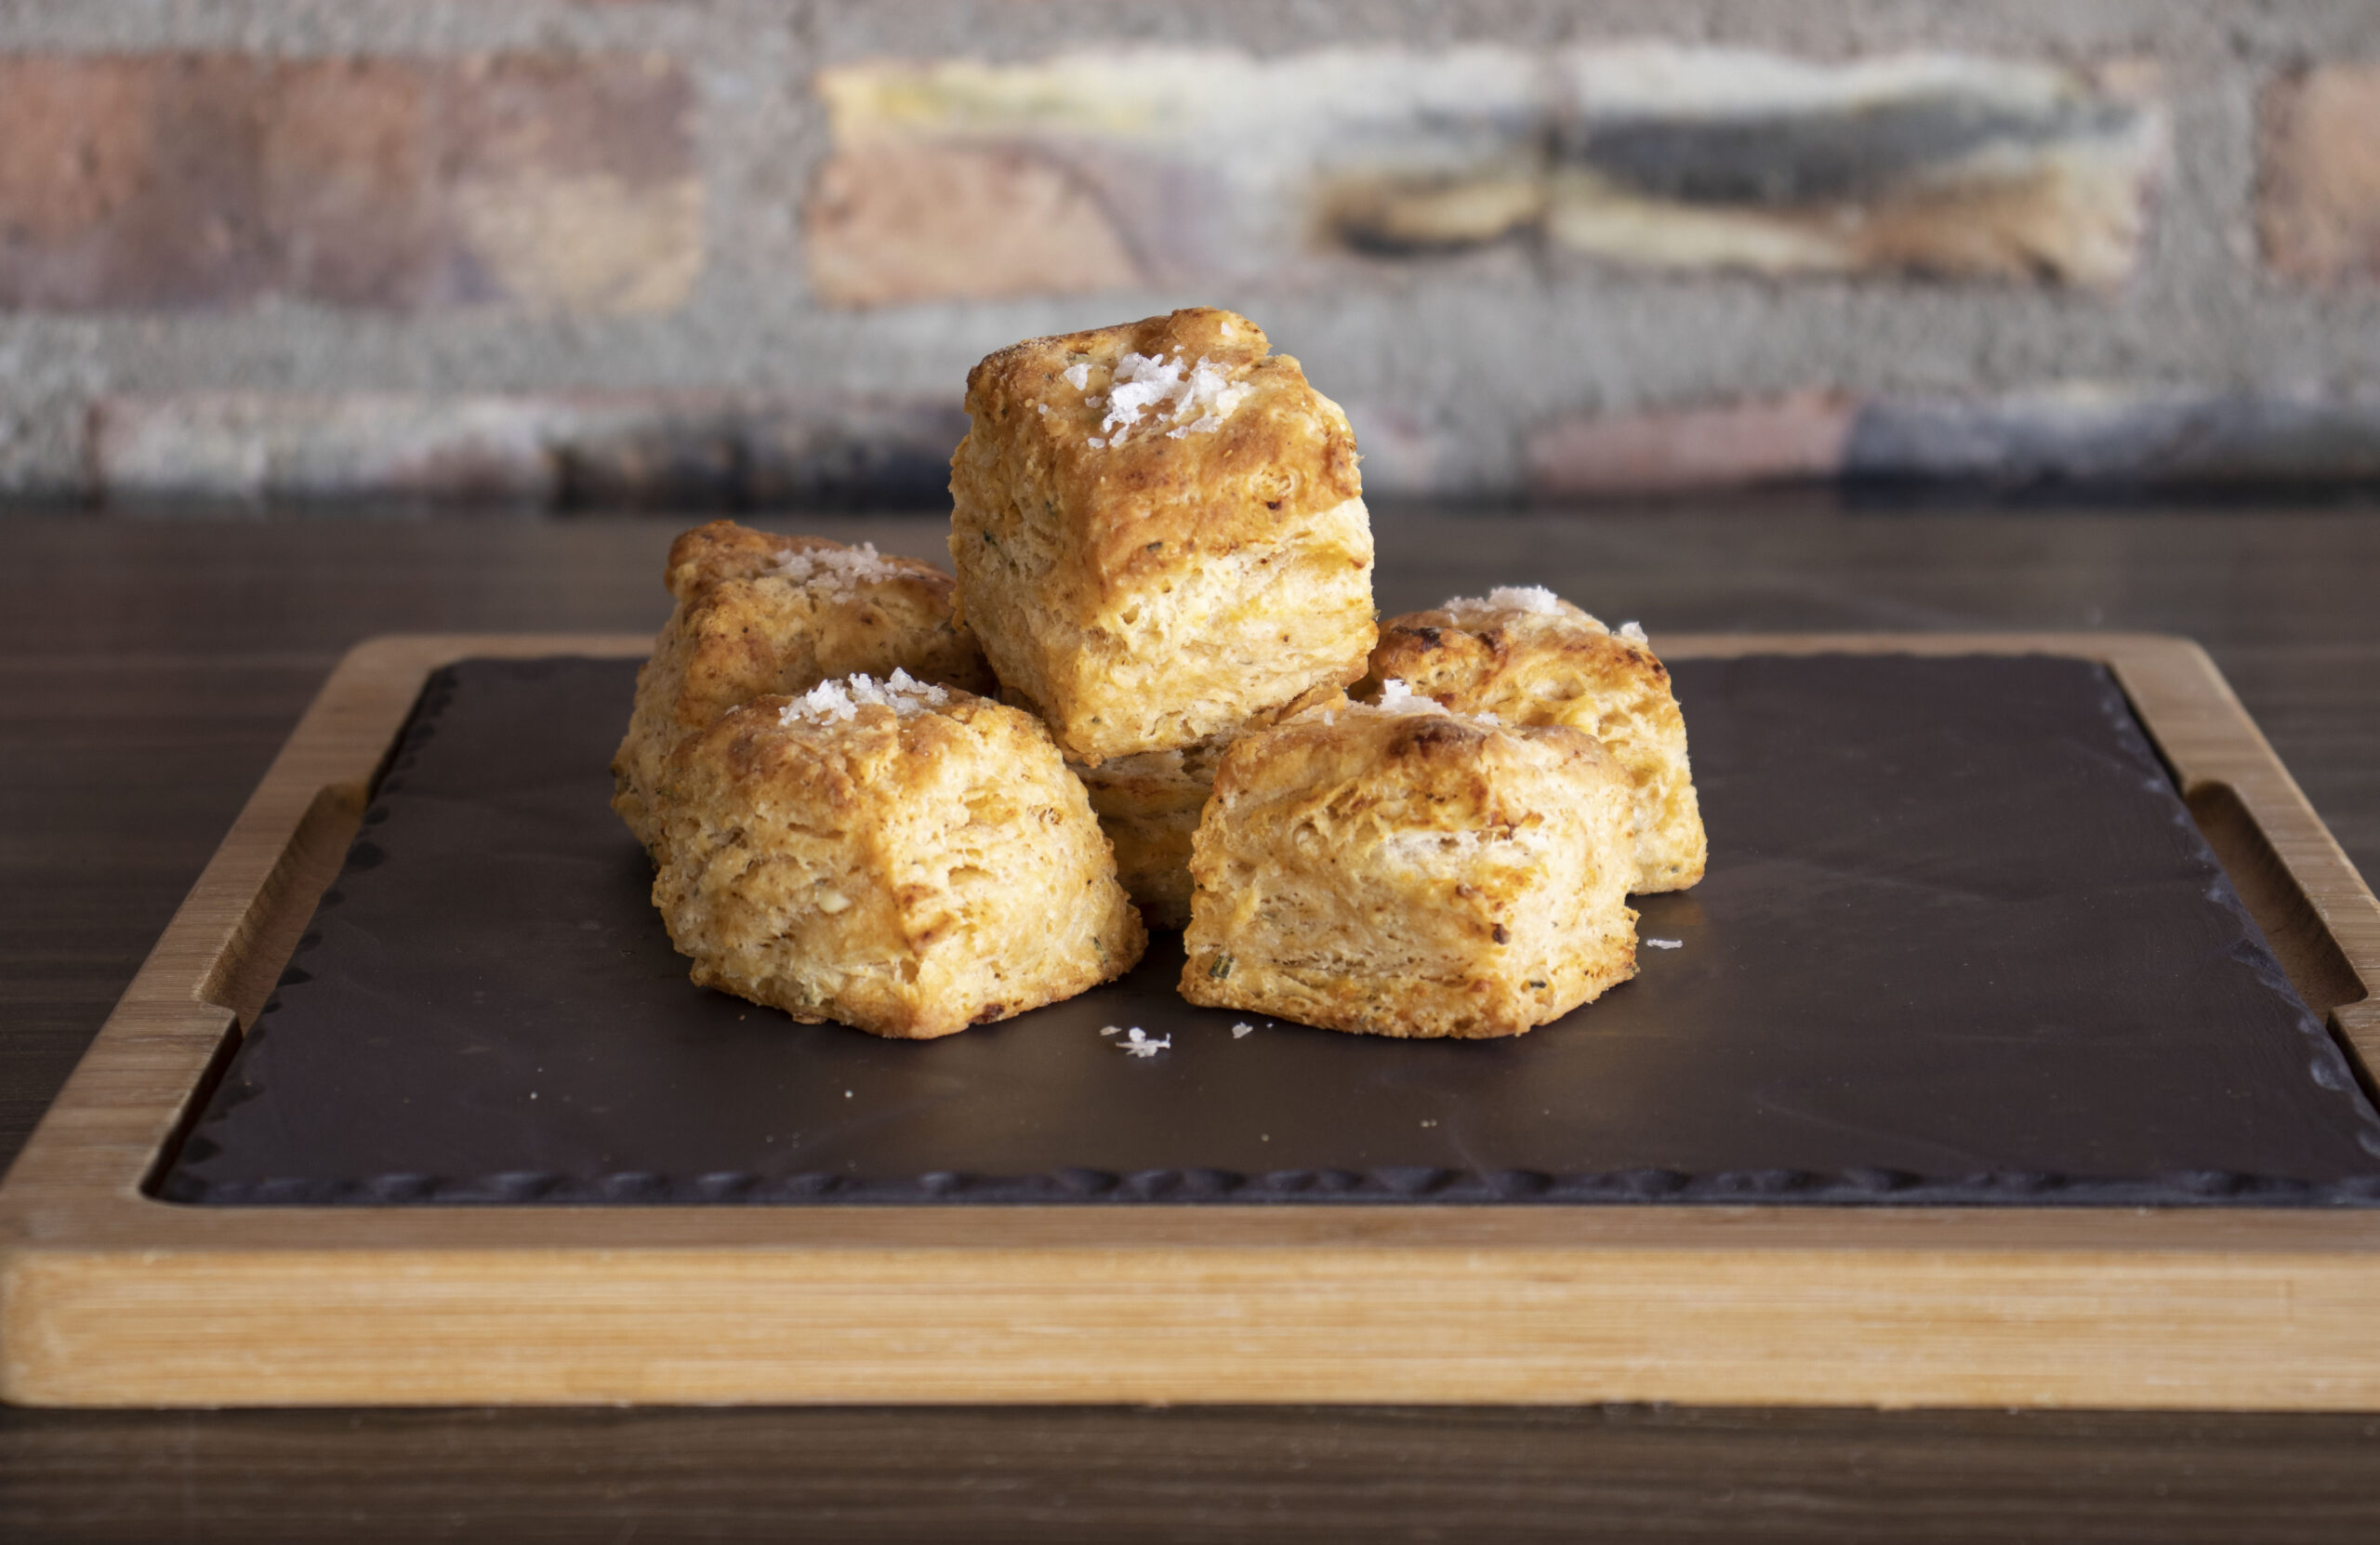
(0, 53, 699, 313)
(805, 142, 1140, 308)
(1527, 393, 1856, 498)
(265, 60, 441, 307)
(2260, 63, 2380, 285)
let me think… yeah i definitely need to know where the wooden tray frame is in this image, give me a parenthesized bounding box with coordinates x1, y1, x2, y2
(4, 632, 2376, 1410)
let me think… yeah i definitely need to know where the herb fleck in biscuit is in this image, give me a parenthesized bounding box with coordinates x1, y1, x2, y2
(650, 672, 1144, 1039)
(1180, 687, 1637, 1038)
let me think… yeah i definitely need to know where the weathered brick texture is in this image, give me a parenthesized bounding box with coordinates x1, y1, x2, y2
(89, 393, 966, 507)
(805, 143, 1139, 307)
(806, 46, 2165, 307)
(0, 7, 2373, 508)
(0, 54, 699, 313)
(1525, 387, 2380, 499)
(1529, 395, 1858, 497)
(2260, 62, 2380, 286)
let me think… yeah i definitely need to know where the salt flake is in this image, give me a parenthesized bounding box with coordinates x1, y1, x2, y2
(767, 541, 901, 596)
(1089, 350, 1250, 447)
(1446, 585, 1564, 615)
(781, 667, 950, 727)
(1117, 1026, 1171, 1058)
(1646, 938, 1683, 950)
(1374, 679, 1452, 718)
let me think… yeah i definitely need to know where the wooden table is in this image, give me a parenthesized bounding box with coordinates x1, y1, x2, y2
(5, 500, 2379, 1540)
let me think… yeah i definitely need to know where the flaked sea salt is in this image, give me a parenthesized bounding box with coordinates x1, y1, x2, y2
(1646, 938, 1683, 949)
(780, 667, 950, 727)
(1117, 1026, 1170, 1058)
(1090, 350, 1251, 447)
(1374, 679, 1448, 717)
(1619, 621, 1649, 643)
(1488, 585, 1564, 614)
(1370, 678, 1507, 728)
(766, 541, 901, 594)
(1063, 362, 1091, 390)
(1445, 585, 1563, 615)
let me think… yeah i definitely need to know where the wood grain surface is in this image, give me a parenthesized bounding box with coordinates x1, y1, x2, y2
(6, 500, 2380, 1535)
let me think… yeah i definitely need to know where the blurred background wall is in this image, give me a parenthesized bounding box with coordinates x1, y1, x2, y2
(0, 0, 2375, 510)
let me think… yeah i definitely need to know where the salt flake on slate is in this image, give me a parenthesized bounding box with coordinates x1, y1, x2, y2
(1117, 1027, 1170, 1058)
(1646, 938, 1684, 949)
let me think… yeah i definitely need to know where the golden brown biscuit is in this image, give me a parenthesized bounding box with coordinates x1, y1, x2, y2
(1070, 741, 1220, 933)
(650, 672, 1145, 1039)
(613, 520, 994, 852)
(948, 307, 1377, 763)
(1069, 683, 1350, 930)
(1363, 588, 1706, 892)
(1179, 692, 1638, 1038)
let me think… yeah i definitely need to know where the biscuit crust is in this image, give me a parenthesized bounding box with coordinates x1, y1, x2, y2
(613, 521, 994, 852)
(948, 308, 1376, 762)
(1180, 701, 1638, 1037)
(1365, 592, 1707, 892)
(651, 682, 1145, 1039)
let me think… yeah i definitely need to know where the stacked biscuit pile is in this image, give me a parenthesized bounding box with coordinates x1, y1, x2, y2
(612, 522, 1143, 1040)
(615, 307, 1704, 1041)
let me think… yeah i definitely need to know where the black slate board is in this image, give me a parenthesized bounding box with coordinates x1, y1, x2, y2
(158, 654, 2380, 1207)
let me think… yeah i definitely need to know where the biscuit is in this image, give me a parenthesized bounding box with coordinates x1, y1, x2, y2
(1069, 683, 1349, 931)
(1070, 740, 1221, 933)
(1179, 690, 1638, 1038)
(1363, 588, 1706, 892)
(948, 307, 1377, 763)
(613, 520, 994, 852)
(650, 672, 1145, 1039)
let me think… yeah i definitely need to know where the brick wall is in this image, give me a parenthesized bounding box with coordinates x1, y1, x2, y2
(1, 1, 2376, 507)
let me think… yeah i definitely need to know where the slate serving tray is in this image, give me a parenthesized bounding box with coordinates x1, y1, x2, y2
(156, 652, 2380, 1208)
